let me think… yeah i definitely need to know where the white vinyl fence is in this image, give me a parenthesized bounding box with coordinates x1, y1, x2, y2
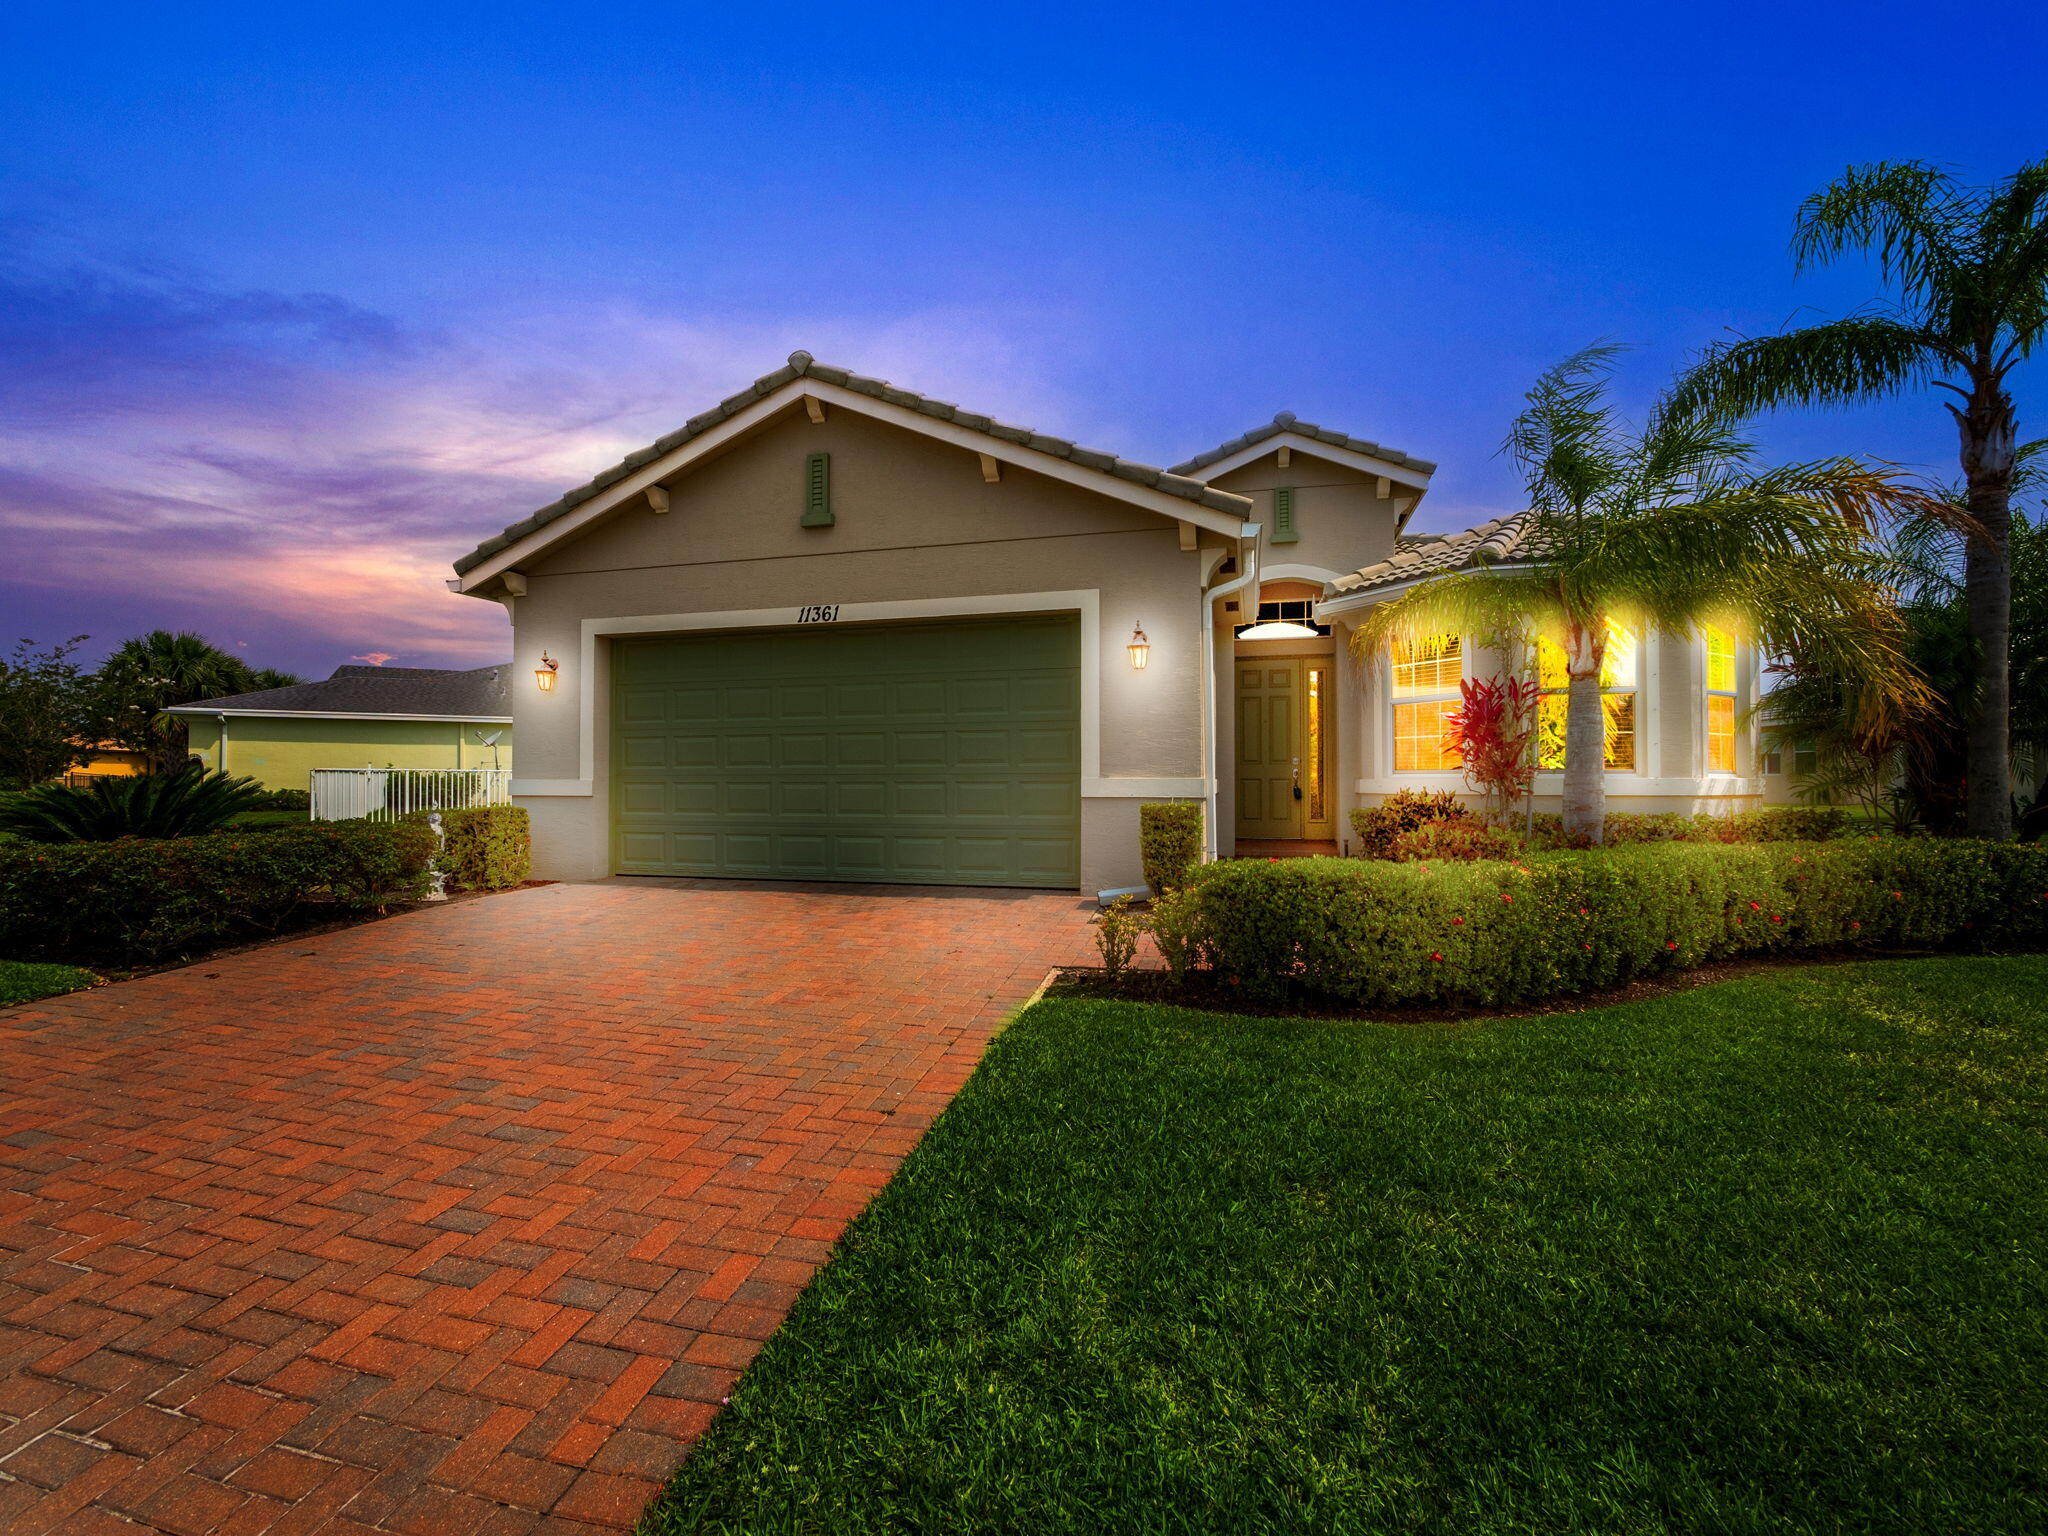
(309, 768, 513, 823)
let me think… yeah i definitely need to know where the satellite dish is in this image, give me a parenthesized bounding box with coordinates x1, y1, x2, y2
(475, 731, 503, 747)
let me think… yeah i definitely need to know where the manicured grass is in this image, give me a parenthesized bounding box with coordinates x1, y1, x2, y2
(0, 959, 99, 1005)
(643, 957, 2048, 1536)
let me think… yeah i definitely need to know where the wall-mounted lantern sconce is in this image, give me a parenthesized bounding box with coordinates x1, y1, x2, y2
(1127, 624, 1150, 670)
(534, 651, 560, 692)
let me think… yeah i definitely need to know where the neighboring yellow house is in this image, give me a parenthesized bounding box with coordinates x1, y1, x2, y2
(165, 664, 513, 794)
(61, 743, 151, 784)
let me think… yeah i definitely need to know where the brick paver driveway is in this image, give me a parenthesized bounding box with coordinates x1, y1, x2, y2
(0, 879, 1095, 1535)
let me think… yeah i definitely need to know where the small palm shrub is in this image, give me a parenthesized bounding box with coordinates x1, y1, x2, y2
(1139, 802, 1204, 894)
(1351, 789, 1469, 859)
(0, 766, 269, 843)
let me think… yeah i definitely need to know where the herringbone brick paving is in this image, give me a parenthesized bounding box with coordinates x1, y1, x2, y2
(0, 878, 1094, 1534)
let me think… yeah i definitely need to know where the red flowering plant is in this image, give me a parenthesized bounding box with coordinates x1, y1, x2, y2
(1444, 675, 1539, 827)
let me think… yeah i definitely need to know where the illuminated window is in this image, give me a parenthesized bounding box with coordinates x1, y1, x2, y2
(1393, 700, 1462, 773)
(1392, 634, 1461, 697)
(1705, 625, 1737, 773)
(1535, 622, 1637, 771)
(1306, 663, 1328, 820)
(1388, 635, 1462, 772)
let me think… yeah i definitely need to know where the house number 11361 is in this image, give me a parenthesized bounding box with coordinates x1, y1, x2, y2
(797, 604, 840, 623)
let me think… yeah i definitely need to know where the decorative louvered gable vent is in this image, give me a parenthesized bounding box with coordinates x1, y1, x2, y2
(1272, 485, 1298, 544)
(801, 451, 833, 527)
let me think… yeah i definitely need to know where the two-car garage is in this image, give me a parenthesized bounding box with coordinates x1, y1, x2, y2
(610, 614, 1080, 888)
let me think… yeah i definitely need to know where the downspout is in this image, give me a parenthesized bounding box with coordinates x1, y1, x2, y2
(216, 713, 228, 775)
(1200, 524, 1262, 861)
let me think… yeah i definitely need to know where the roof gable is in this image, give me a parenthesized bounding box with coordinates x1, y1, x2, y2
(452, 353, 1254, 587)
(1170, 412, 1436, 486)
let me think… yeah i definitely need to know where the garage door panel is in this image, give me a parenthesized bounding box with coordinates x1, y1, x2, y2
(613, 615, 1079, 888)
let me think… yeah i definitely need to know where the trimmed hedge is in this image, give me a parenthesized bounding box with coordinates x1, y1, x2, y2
(0, 820, 435, 967)
(408, 805, 531, 891)
(1153, 839, 2048, 1008)
(1527, 806, 1852, 849)
(1138, 802, 1204, 895)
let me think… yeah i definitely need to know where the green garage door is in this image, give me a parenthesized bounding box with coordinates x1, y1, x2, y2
(611, 615, 1080, 887)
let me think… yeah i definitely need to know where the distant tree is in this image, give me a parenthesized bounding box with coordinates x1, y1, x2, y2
(91, 631, 265, 773)
(1675, 159, 2048, 836)
(245, 667, 305, 692)
(0, 637, 96, 789)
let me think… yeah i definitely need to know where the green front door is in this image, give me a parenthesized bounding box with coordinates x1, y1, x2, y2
(1236, 659, 1304, 840)
(611, 615, 1080, 887)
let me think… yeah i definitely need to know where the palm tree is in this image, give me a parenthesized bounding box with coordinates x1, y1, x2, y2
(92, 630, 262, 773)
(1672, 159, 2048, 837)
(1352, 345, 1944, 843)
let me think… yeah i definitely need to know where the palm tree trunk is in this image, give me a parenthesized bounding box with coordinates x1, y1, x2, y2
(1959, 385, 2016, 838)
(1562, 619, 1606, 843)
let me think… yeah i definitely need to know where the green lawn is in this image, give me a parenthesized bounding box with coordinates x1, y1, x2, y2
(642, 957, 2048, 1536)
(0, 959, 100, 1005)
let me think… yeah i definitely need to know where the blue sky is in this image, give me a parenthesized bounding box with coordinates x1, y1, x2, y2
(3, 1, 2043, 674)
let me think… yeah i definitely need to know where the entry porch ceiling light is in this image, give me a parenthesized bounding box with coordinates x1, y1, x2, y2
(1235, 620, 1323, 642)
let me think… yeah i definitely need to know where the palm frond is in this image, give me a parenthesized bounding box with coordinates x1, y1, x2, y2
(1347, 568, 1564, 657)
(1670, 317, 1946, 419)
(1502, 343, 1630, 522)
(1792, 160, 1969, 309)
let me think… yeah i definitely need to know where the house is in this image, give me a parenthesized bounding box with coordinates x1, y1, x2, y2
(448, 354, 1764, 893)
(164, 664, 513, 793)
(59, 742, 151, 786)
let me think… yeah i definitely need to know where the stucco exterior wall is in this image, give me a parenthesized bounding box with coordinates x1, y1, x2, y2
(1204, 452, 1405, 581)
(498, 404, 1213, 891)
(184, 716, 513, 793)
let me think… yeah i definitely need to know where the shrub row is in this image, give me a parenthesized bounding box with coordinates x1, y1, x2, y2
(1148, 839, 2048, 1008)
(0, 820, 435, 968)
(1527, 806, 1853, 847)
(406, 805, 532, 891)
(1351, 791, 1853, 861)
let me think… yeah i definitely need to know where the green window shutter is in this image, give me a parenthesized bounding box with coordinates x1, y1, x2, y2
(1271, 485, 1298, 544)
(802, 451, 833, 527)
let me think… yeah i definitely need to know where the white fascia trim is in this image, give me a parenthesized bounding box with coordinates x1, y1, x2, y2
(576, 590, 1102, 785)
(1318, 562, 1539, 619)
(455, 381, 1253, 592)
(161, 708, 514, 724)
(1261, 561, 1348, 588)
(1184, 433, 1434, 491)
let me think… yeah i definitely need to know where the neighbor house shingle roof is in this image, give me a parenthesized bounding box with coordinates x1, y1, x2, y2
(1328, 512, 1552, 597)
(1169, 412, 1436, 478)
(453, 352, 1253, 576)
(167, 664, 513, 719)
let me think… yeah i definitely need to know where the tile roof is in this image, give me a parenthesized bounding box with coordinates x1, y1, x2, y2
(1328, 511, 1552, 596)
(167, 664, 513, 719)
(1169, 411, 1436, 478)
(454, 352, 1253, 576)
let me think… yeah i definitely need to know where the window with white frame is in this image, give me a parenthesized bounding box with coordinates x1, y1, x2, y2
(1389, 634, 1463, 773)
(1705, 624, 1738, 773)
(1535, 621, 1637, 771)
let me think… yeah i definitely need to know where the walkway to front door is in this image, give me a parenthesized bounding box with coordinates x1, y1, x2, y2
(0, 880, 1095, 1535)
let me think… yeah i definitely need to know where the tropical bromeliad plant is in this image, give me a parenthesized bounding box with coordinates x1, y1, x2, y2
(1444, 674, 1540, 827)
(1673, 158, 2048, 836)
(0, 764, 271, 843)
(1353, 344, 1951, 844)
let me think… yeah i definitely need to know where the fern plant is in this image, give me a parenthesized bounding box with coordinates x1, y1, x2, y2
(0, 766, 270, 843)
